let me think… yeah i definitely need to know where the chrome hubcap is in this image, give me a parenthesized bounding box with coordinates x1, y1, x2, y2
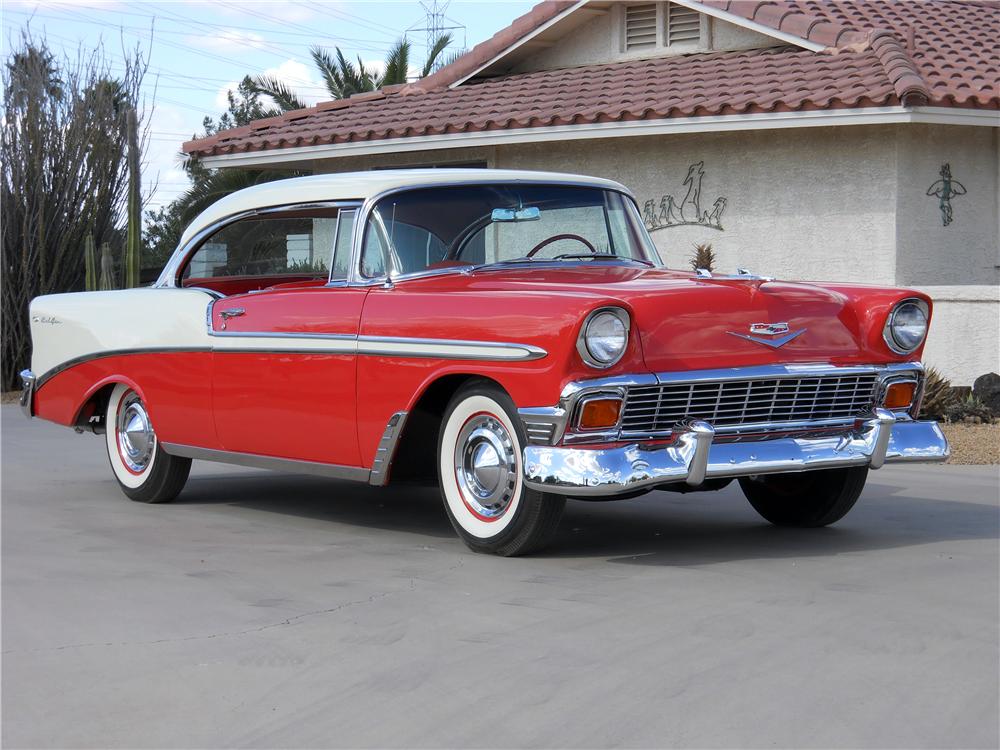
(116, 393, 155, 472)
(454, 414, 517, 519)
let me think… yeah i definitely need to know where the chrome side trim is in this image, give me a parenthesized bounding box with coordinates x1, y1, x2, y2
(357, 336, 547, 361)
(34, 348, 214, 390)
(160, 443, 371, 482)
(19, 369, 35, 418)
(523, 413, 948, 498)
(369, 411, 408, 486)
(518, 406, 569, 446)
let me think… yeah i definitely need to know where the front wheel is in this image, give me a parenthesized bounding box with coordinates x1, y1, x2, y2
(438, 381, 564, 556)
(105, 384, 191, 503)
(739, 466, 869, 527)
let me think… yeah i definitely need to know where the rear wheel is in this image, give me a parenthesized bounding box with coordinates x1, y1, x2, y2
(739, 466, 868, 527)
(105, 384, 191, 503)
(438, 381, 564, 556)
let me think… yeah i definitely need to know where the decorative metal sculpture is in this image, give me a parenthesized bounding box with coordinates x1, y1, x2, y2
(926, 163, 967, 227)
(643, 161, 727, 232)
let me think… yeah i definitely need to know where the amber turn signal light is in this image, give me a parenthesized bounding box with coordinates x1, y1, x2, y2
(578, 397, 622, 430)
(884, 381, 917, 410)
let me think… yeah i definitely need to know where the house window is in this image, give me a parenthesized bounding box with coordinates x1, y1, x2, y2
(625, 3, 658, 51)
(622, 2, 703, 53)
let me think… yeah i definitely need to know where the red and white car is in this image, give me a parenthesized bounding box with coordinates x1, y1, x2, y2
(22, 169, 949, 555)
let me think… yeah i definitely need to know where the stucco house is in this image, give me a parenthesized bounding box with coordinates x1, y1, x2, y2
(183, 0, 999, 384)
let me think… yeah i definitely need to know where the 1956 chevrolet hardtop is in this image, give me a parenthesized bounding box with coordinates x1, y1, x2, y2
(22, 169, 949, 555)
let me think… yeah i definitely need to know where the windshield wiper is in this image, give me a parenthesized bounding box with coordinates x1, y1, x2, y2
(551, 253, 653, 266)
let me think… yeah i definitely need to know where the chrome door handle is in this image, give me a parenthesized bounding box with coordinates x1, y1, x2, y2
(220, 308, 245, 320)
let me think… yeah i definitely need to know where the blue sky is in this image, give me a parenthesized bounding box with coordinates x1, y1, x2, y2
(3, 0, 534, 214)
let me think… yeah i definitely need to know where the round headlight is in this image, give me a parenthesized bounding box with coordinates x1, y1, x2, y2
(579, 308, 629, 368)
(884, 299, 928, 354)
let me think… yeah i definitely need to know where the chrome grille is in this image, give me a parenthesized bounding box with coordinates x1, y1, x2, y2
(621, 373, 880, 434)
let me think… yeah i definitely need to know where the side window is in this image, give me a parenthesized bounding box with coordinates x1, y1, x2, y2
(183, 210, 343, 283)
(360, 215, 447, 278)
(361, 219, 387, 278)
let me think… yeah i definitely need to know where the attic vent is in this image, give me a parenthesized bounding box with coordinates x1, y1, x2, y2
(665, 2, 701, 46)
(625, 4, 657, 51)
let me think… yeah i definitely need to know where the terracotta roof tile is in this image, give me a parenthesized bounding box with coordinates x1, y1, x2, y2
(184, 0, 999, 159)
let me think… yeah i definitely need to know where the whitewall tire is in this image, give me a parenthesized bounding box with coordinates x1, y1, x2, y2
(438, 380, 564, 556)
(105, 384, 191, 503)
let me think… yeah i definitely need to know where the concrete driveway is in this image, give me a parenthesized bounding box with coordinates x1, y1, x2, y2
(3, 405, 998, 749)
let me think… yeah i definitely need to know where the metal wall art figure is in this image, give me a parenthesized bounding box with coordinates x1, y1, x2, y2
(642, 161, 727, 232)
(926, 163, 967, 227)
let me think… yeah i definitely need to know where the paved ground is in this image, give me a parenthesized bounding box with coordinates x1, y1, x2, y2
(2, 405, 998, 749)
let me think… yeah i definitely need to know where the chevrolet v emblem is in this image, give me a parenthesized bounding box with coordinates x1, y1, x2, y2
(726, 322, 806, 348)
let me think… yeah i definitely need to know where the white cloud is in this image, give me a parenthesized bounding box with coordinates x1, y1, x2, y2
(242, 58, 328, 109)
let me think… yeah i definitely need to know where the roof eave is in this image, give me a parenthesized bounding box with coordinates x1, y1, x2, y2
(194, 106, 998, 170)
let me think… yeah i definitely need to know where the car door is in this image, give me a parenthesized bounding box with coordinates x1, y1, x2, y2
(186, 205, 366, 467)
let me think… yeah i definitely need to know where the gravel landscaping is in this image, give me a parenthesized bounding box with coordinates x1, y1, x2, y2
(942, 422, 1000, 465)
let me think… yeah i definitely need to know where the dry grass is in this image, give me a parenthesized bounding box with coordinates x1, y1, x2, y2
(941, 422, 1000, 465)
(1, 391, 20, 405)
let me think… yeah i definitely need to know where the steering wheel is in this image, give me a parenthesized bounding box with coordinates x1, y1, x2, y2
(526, 233, 597, 258)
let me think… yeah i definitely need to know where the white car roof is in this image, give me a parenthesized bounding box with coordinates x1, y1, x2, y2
(178, 168, 631, 246)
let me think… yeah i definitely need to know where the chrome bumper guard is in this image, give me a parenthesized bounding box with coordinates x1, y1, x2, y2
(523, 409, 950, 497)
(19, 369, 35, 419)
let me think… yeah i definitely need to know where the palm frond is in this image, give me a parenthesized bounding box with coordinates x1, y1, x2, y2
(249, 74, 306, 112)
(381, 38, 411, 86)
(421, 33, 453, 78)
(311, 46, 345, 99)
(435, 48, 466, 72)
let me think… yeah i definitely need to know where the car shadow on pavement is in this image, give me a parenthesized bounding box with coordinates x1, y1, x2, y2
(174, 471, 457, 540)
(171, 470, 1000, 564)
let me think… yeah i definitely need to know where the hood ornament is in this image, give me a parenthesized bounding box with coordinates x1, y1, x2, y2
(727, 322, 805, 348)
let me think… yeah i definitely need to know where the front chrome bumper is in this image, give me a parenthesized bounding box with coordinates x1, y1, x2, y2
(19, 369, 35, 419)
(523, 410, 949, 497)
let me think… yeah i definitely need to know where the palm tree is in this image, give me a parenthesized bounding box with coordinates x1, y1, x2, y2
(251, 34, 453, 113)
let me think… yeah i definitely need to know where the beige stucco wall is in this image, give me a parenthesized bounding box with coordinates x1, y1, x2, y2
(312, 123, 999, 384)
(495, 126, 900, 283)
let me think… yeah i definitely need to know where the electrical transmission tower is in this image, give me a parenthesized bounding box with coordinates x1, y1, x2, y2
(407, 0, 466, 75)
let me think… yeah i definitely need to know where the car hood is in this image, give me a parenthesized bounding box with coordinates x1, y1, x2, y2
(409, 264, 918, 371)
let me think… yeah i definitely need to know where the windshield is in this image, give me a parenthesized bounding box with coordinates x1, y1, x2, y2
(360, 184, 661, 278)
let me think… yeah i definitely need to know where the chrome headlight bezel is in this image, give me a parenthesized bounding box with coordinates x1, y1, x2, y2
(577, 307, 630, 369)
(883, 298, 929, 355)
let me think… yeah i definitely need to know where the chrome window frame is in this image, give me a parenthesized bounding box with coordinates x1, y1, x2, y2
(155, 200, 365, 289)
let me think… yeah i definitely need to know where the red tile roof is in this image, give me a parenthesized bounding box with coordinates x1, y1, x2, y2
(706, 0, 1000, 107)
(184, 0, 999, 160)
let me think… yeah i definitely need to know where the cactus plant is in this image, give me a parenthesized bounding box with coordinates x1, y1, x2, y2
(84, 234, 97, 291)
(945, 395, 994, 424)
(98, 242, 115, 290)
(919, 366, 957, 420)
(124, 107, 141, 288)
(690, 243, 716, 273)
